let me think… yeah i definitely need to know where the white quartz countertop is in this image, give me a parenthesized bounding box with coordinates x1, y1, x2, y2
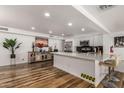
(53, 52, 103, 61)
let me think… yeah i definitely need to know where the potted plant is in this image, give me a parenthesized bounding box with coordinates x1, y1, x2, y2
(3, 38, 22, 65)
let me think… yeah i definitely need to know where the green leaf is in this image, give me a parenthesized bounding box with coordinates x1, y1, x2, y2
(3, 42, 10, 49)
(2, 38, 22, 52)
(9, 39, 16, 47)
(15, 43, 22, 49)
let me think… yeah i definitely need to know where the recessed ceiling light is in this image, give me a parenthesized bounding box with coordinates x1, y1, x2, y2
(62, 34, 64, 36)
(81, 28, 85, 31)
(68, 22, 72, 26)
(31, 27, 35, 30)
(44, 12, 50, 17)
(49, 30, 52, 34)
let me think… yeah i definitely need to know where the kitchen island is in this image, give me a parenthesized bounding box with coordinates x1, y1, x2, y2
(53, 52, 107, 87)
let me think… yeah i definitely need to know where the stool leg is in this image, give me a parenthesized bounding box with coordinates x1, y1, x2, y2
(108, 67, 111, 80)
(112, 67, 114, 72)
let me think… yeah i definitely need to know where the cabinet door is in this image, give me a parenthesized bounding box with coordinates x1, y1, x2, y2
(47, 54, 52, 59)
(35, 54, 41, 61)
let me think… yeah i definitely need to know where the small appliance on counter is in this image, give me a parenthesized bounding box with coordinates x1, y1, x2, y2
(76, 46, 103, 54)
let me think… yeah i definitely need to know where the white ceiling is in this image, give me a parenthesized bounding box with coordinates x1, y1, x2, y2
(0, 5, 105, 37)
(82, 5, 124, 33)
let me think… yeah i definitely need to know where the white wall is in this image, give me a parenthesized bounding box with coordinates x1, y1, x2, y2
(0, 27, 63, 66)
(103, 34, 113, 55)
(0, 32, 35, 66)
(48, 38, 63, 52)
(103, 32, 124, 72)
(36, 39, 63, 52)
(103, 32, 124, 60)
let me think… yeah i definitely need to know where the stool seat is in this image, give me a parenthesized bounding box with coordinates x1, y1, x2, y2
(100, 59, 116, 67)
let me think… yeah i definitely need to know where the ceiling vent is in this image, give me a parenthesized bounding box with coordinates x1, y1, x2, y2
(0, 26, 8, 31)
(98, 5, 114, 10)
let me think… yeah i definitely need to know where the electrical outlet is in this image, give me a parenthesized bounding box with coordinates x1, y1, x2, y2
(81, 73, 95, 82)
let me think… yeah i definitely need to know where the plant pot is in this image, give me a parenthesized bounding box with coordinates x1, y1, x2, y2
(10, 54, 16, 59)
(10, 54, 16, 66)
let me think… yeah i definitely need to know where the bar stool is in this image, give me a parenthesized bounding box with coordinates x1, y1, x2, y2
(99, 55, 120, 88)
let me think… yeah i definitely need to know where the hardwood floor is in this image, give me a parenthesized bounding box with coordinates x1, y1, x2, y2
(97, 71, 124, 88)
(0, 61, 94, 88)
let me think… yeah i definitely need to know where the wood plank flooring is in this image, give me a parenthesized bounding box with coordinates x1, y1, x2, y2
(0, 61, 94, 88)
(97, 71, 124, 88)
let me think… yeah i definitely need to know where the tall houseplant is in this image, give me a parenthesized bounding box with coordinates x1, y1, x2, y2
(3, 38, 22, 59)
